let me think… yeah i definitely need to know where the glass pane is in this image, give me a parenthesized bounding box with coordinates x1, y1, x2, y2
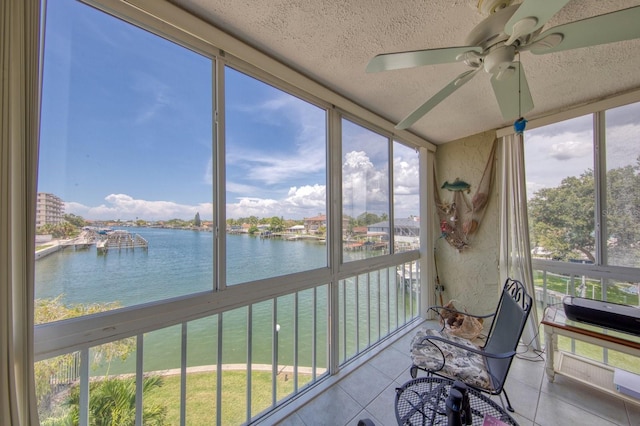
(221, 307, 248, 424)
(36, 0, 214, 320)
(276, 294, 295, 402)
(224, 67, 328, 285)
(393, 142, 420, 252)
(251, 300, 274, 417)
(342, 119, 390, 261)
(525, 115, 595, 263)
(35, 352, 82, 424)
(605, 102, 640, 268)
(186, 316, 218, 424)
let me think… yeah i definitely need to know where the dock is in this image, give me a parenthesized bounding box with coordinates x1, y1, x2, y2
(97, 230, 148, 254)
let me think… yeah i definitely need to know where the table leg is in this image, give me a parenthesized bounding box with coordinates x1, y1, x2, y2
(544, 327, 556, 382)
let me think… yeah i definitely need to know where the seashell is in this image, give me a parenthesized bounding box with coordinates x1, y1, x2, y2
(463, 219, 478, 235)
(472, 192, 488, 211)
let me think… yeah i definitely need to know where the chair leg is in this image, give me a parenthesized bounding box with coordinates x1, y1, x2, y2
(410, 365, 418, 378)
(502, 388, 514, 412)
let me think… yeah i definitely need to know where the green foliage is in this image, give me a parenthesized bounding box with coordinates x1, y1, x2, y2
(194, 212, 201, 227)
(269, 216, 284, 232)
(63, 376, 166, 426)
(529, 160, 640, 263)
(64, 214, 86, 228)
(248, 225, 259, 235)
(37, 222, 79, 239)
(35, 297, 135, 420)
(164, 218, 190, 228)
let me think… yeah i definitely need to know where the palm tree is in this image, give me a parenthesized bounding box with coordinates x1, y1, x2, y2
(64, 375, 166, 425)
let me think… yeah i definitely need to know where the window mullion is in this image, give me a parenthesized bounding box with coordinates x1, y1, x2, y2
(593, 111, 607, 267)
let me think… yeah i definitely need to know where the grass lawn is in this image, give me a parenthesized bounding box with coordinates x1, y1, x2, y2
(533, 272, 638, 306)
(144, 370, 313, 425)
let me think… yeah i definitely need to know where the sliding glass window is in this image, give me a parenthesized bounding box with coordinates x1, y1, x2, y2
(604, 102, 640, 268)
(341, 119, 390, 261)
(224, 67, 328, 285)
(36, 0, 214, 321)
(525, 114, 594, 263)
(393, 141, 420, 253)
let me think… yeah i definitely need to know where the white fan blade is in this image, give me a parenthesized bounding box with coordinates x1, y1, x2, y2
(504, 0, 571, 45)
(530, 6, 640, 55)
(366, 46, 482, 73)
(396, 69, 480, 129)
(491, 62, 534, 120)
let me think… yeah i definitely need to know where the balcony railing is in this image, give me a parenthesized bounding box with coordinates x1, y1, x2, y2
(532, 258, 639, 374)
(35, 258, 421, 425)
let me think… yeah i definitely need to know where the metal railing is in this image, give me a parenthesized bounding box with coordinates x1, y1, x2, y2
(36, 259, 421, 425)
(532, 259, 639, 373)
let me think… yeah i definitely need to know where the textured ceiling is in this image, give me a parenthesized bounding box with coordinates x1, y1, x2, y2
(169, 0, 640, 144)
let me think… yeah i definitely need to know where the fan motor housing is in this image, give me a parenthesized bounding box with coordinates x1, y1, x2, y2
(466, 4, 541, 49)
(483, 44, 515, 75)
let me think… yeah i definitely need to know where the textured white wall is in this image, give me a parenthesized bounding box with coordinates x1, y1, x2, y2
(434, 130, 501, 314)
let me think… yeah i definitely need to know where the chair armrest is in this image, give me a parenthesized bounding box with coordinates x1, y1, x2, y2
(427, 305, 496, 321)
(417, 334, 516, 360)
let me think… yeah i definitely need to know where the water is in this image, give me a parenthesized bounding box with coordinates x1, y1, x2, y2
(35, 228, 328, 305)
(35, 228, 338, 372)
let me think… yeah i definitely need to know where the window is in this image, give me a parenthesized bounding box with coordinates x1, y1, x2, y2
(525, 114, 594, 263)
(36, 0, 214, 320)
(605, 102, 640, 268)
(526, 102, 640, 307)
(33, 1, 423, 423)
(341, 119, 390, 261)
(393, 141, 420, 253)
(224, 68, 328, 285)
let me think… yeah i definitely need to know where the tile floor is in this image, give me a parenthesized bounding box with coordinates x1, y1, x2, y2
(273, 321, 640, 426)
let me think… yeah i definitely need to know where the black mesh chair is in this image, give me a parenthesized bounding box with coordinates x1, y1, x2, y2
(409, 278, 532, 412)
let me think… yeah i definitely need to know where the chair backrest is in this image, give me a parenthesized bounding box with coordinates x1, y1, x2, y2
(482, 278, 532, 392)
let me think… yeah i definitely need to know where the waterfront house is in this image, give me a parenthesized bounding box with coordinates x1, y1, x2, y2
(3, 1, 640, 425)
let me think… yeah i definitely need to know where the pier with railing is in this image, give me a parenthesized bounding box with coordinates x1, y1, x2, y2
(96, 230, 148, 254)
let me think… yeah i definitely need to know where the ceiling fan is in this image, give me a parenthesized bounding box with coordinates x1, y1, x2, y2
(366, 0, 640, 130)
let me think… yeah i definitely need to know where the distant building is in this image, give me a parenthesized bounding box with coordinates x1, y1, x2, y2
(35, 193, 64, 228)
(368, 218, 420, 238)
(303, 214, 349, 235)
(304, 214, 327, 234)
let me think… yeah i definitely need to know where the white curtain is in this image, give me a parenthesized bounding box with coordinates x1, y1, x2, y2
(499, 133, 541, 350)
(1, 0, 41, 424)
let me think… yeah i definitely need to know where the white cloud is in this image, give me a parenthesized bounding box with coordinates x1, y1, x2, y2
(226, 94, 326, 187)
(343, 151, 389, 216)
(284, 184, 326, 208)
(226, 197, 281, 218)
(548, 139, 591, 161)
(66, 194, 212, 221)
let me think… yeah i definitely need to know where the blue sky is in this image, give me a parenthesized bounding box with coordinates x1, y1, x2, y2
(524, 101, 640, 199)
(38, 0, 420, 222)
(42, 0, 640, 223)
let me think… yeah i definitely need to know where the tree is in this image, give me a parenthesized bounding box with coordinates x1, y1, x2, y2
(35, 297, 136, 422)
(529, 171, 595, 262)
(36, 222, 79, 239)
(269, 216, 284, 232)
(64, 214, 86, 228)
(194, 212, 201, 227)
(528, 161, 640, 263)
(64, 375, 166, 426)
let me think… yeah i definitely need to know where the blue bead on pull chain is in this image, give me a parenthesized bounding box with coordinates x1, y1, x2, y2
(513, 117, 527, 134)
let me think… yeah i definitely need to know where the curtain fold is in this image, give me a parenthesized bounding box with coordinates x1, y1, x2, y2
(1, 0, 41, 424)
(499, 133, 540, 350)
